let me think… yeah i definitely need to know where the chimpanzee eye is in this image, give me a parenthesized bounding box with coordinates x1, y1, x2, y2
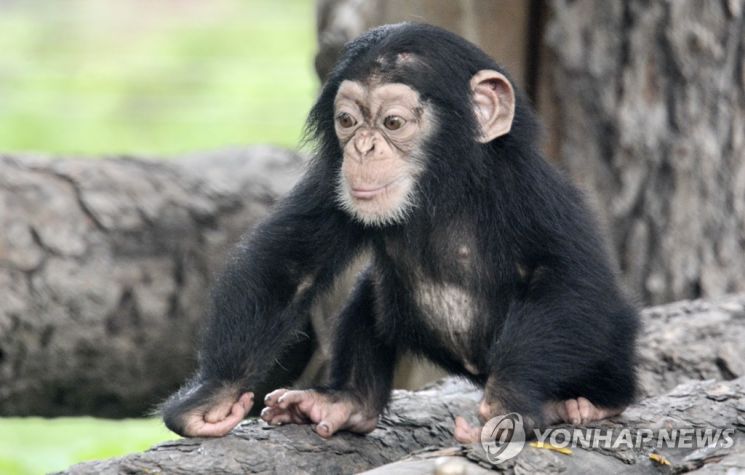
(383, 115, 405, 131)
(336, 112, 357, 128)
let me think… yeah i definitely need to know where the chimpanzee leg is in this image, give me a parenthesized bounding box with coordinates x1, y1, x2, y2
(262, 271, 397, 438)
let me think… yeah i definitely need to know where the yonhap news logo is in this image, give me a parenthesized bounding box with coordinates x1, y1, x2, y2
(480, 414, 735, 464)
(480, 413, 526, 463)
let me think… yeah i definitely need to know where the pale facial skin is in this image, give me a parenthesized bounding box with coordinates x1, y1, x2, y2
(175, 71, 624, 440)
(334, 80, 428, 226)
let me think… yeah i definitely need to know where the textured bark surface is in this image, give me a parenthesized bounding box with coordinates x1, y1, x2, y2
(545, 0, 745, 305)
(314, 0, 532, 89)
(59, 295, 745, 474)
(0, 148, 307, 417)
(362, 377, 745, 475)
(637, 294, 745, 398)
(61, 378, 482, 475)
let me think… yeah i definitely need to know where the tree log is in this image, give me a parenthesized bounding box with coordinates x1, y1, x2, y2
(362, 376, 745, 475)
(59, 295, 745, 474)
(637, 294, 745, 397)
(60, 375, 745, 474)
(544, 0, 745, 305)
(0, 148, 308, 417)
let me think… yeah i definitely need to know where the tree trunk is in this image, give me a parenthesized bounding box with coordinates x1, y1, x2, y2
(0, 148, 312, 417)
(59, 294, 745, 474)
(314, 0, 534, 90)
(544, 0, 745, 305)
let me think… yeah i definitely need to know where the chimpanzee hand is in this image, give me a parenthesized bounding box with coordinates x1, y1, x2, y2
(260, 388, 379, 438)
(177, 392, 254, 438)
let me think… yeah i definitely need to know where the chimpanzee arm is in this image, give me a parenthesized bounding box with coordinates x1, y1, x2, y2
(455, 269, 638, 443)
(326, 270, 396, 413)
(260, 269, 397, 437)
(484, 270, 637, 426)
(161, 174, 367, 437)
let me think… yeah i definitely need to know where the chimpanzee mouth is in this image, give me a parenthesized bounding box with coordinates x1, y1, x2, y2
(350, 177, 405, 199)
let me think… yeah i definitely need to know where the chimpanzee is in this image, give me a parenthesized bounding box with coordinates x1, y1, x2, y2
(161, 23, 638, 443)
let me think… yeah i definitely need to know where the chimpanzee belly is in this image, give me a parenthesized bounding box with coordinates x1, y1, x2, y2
(411, 278, 482, 374)
(383, 229, 485, 373)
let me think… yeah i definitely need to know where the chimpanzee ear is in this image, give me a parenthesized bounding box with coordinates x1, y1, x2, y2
(470, 70, 516, 143)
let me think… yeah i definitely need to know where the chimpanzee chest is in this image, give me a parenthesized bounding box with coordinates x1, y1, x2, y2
(384, 233, 482, 371)
(413, 279, 477, 339)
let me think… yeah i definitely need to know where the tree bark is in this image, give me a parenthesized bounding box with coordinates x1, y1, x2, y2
(59, 294, 745, 474)
(362, 376, 745, 475)
(314, 0, 533, 90)
(544, 0, 745, 305)
(0, 148, 309, 417)
(637, 294, 745, 398)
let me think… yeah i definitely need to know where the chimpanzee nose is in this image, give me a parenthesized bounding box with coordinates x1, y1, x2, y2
(353, 131, 375, 157)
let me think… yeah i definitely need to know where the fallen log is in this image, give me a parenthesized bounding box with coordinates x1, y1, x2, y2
(60, 295, 745, 474)
(0, 148, 308, 417)
(637, 294, 745, 397)
(362, 377, 745, 474)
(60, 375, 745, 474)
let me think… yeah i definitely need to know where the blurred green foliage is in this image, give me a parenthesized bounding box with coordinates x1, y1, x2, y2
(0, 0, 317, 155)
(0, 417, 172, 474)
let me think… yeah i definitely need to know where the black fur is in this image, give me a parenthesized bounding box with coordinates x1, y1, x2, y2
(162, 23, 638, 435)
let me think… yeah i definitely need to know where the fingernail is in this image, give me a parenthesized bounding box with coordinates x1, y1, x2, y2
(318, 422, 329, 434)
(264, 395, 271, 402)
(261, 407, 270, 417)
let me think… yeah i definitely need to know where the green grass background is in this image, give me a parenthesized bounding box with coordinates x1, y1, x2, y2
(0, 1, 315, 473)
(0, 0, 317, 156)
(0, 418, 173, 474)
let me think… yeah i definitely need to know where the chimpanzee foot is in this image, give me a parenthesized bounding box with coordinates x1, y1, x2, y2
(543, 397, 624, 425)
(454, 416, 483, 444)
(260, 388, 378, 438)
(454, 398, 508, 444)
(454, 397, 624, 444)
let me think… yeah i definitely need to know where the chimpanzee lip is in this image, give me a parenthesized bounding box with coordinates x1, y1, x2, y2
(350, 177, 404, 199)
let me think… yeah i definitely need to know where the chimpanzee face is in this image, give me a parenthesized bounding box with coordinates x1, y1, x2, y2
(333, 80, 431, 226)
(332, 65, 514, 227)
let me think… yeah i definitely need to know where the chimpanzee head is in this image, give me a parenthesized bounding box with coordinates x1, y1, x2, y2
(306, 23, 534, 227)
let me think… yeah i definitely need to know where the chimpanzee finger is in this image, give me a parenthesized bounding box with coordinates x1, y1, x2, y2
(564, 399, 581, 425)
(190, 398, 249, 437)
(264, 388, 289, 407)
(260, 406, 277, 422)
(261, 404, 309, 426)
(270, 412, 303, 426)
(204, 399, 234, 424)
(453, 416, 482, 444)
(269, 415, 290, 426)
(315, 411, 352, 439)
(205, 392, 253, 424)
(238, 392, 254, 412)
(276, 390, 312, 409)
